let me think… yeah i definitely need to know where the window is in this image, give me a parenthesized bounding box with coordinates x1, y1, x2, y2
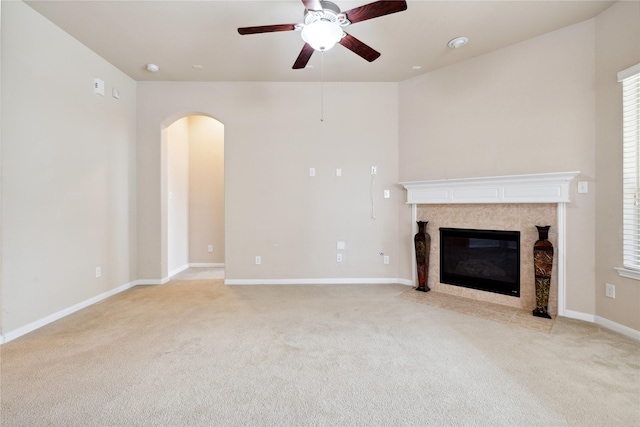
(618, 63, 640, 279)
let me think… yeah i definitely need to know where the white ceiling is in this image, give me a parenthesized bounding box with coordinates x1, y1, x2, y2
(25, 0, 615, 82)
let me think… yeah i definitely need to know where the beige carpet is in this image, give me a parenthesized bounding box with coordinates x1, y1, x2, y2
(1, 270, 639, 426)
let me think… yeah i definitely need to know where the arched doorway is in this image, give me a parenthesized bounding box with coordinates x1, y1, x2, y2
(164, 115, 225, 278)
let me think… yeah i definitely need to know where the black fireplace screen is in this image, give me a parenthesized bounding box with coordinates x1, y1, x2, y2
(440, 228, 520, 297)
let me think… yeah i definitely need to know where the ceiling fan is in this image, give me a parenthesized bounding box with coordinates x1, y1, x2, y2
(237, 0, 408, 69)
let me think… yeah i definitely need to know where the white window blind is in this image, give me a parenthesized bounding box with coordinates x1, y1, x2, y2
(619, 64, 640, 272)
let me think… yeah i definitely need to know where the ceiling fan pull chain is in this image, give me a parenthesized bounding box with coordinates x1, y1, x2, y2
(320, 51, 324, 122)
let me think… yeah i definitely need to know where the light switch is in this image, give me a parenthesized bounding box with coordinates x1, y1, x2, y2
(309, 168, 316, 177)
(337, 241, 345, 250)
(94, 78, 105, 96)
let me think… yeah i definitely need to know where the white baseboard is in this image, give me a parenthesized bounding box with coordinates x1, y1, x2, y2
(138, 264, 225, 285)
(225, 278, 413, 286)
(562, 310, 639, 341)
(140, 265, 224, 285)
(1, 280, 136, 344)
(135, 277, 170, 286)
(562, 309, 596, 323)
(595, 315, 640, 341)
(168, 264, 190, 278)
(189, 263, 224, 268)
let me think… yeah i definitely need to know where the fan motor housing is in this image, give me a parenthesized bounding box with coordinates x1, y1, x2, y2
(304, 1, 350, 26)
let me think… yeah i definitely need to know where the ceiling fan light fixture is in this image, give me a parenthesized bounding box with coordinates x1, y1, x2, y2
(301, 21, 343, 51)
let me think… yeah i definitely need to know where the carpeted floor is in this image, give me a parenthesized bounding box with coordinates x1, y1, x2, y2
(1, 269, 639, 426)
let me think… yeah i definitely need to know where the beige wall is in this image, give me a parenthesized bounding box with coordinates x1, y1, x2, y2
(188, 116, 224, 265)
(1, 2, 137, 333)
(594, 1, 640, 331)
(167, 118, 190, 274)
(399, 20, 597, 317)
(137, 82, 405, 282)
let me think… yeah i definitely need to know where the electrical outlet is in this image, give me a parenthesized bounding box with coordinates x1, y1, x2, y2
(370, 166, 377, 175)
(337, 253, 343, 262)
(95, 267, 101, 278)
(605, 283, 615, 298)
(383, 255, 390, 265)
(208, 244, 213, 253)
(255, 256, 261, 265)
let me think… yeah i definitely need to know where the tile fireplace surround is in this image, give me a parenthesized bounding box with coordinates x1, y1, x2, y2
(401, 172, 579, 317)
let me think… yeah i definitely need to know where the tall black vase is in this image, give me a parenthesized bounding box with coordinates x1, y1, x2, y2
(533, 225, 553, 319)
(414, 221, 431, 292)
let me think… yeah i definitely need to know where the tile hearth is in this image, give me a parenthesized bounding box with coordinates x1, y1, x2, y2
(397, 289, 555, 333)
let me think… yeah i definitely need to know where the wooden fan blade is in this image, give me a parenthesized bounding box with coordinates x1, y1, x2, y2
(293, 43, 315, 69)
(301, 0, 323, 11)
(339, 33, 381, 62)
(343, 1, 407, 25)
(238, 24, 297, 35)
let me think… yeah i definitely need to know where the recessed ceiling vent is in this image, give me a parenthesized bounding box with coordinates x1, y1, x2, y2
(448, 36, 469, 49)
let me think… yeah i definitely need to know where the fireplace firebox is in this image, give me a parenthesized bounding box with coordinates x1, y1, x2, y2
(440, 228, 520, 297)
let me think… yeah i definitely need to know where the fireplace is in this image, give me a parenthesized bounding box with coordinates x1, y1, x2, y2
(440, 228, 520, 297)
(401, 172, 579, 315)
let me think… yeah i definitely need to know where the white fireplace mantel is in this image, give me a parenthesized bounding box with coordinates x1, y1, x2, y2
(400, 171, 580, 205)
(400, 171, 580, 318)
